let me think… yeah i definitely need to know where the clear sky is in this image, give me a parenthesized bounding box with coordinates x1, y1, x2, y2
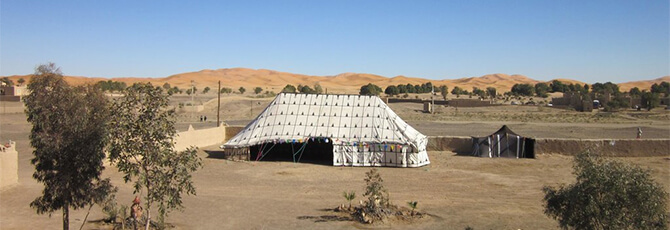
(1, 0, 668, 83)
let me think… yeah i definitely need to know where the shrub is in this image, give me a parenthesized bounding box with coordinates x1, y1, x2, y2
(363, 169, 391, 219)
(543, 152, 668, 230)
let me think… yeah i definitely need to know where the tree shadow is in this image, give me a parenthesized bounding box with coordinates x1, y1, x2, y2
(296, 208, 353, 223)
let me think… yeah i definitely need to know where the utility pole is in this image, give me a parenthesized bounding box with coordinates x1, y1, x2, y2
(191, 80, 195, 121)
(217, 80, 221, 127)
(431, 84, 435, 114)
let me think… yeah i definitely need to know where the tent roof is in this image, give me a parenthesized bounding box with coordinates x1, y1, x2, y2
(224, 93, 426, 148)
(493, 125, 519, 136)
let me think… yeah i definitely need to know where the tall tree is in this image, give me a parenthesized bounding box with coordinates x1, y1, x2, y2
(440, 85, 449, 100)
(359, 83, 382, 96)
(108, 83, 202, 229)
(24, 63, 113, 230)
(384, 85, 399, 96)
(238, 87, 246, 94)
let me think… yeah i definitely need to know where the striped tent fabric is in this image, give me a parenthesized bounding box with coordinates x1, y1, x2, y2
(223, 93, 430, 167)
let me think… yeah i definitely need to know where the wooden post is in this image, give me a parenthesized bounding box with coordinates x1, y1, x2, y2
(217, 81, 221, 127)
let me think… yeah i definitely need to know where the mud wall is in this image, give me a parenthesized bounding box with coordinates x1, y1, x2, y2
(0, 141, 18, 190)
(174, 125, 226, 151)
(224, 126, 246, 142)
(428, 136, 670, 157)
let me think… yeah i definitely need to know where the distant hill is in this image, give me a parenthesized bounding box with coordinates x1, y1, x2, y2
(2, 68, 666, 94)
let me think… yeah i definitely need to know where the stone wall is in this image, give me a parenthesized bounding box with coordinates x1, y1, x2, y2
(427, 136, 670, 157)
(0, 141, 18, 190)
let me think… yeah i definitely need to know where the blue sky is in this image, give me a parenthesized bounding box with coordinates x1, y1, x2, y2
(1, 0, 668, 83)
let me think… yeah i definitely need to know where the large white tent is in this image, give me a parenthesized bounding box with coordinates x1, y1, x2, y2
(222, 93, 430, 167)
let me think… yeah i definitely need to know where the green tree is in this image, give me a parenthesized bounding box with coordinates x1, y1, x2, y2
(629, 87, 642, 97)
(440, 85, 449, 100)
(162, 82, 171, 91)
(24, 63, 113, 230)
(472, 87, 486, 98)
(651, 82, 670, 95)
(298, 84, 315, 94)
(108, 83, 202, 229)
(543, 152, 667, 230)
(641, 91, 660, 110)
(282, 84, 297, 93)
(313, 83, 324, 94)
(203, 86, 211, 94)
(511, 83, 535, 96)
(486, 87, 496, 99)
(550, 80, 567, 93)
(384, 85, 400, 96)
(359, 83, 382, 96)
(185, 88, 193, 95)
(605, 93, 630, 111)
(238, 87, 246, 94)
(1, 77, 14, 86)
(535, 83, 551, 97)
(451, 86, 464, 98)
(220, 87, 232, 94)
(254, 87, 263, 94)
(17, 78, 25, 86)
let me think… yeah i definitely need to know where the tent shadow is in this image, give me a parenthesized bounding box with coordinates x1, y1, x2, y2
(204, 150, 228, 159)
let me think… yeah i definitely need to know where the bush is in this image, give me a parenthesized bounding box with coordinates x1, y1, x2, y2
(543, 152, 668, 230)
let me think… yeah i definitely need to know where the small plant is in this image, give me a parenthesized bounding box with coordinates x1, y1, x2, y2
(407, 201, 418, 216)
(363, 169, 390, 219)
(343, 191, 356, 209)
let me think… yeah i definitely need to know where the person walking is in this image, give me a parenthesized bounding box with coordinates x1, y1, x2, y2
(637, 127, 642, 139)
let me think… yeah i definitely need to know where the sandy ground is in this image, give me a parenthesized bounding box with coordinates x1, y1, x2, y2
(1, 96, 669, 229)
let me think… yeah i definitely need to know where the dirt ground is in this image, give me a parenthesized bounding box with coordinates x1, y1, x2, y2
(1, 96, 669, 229)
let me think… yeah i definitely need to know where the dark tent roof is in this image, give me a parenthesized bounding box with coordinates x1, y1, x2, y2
(471, 125, 535, 158)
(493, 125, 519, 136)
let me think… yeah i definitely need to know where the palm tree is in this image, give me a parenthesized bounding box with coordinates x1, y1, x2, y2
(407, 201, 418, 216)
(343, 191, 356, 209)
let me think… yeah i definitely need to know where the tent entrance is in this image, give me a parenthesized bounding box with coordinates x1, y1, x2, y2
(249, 142, 333, 165)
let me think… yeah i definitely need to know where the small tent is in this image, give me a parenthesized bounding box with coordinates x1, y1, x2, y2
(471, 125, 535, 158)
(222, 93, 430, 167)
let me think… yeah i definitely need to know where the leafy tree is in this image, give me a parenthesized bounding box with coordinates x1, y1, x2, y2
(628, 87, 641, 97)
(406, 83, 415, 93)
(359, 83, 382, 96)
(17, 78, 25, 86)
(298, 84, 315, 94)
(550, 80, 567, 93)
(171, 86, 181, 94)
(162, 82, 171, 91)
(641, 91, 660, 110)
(313, 83, 324, 94)
(535, 83, 551, 97)
(254, 87, 263, 94)
(220, 87, 232, 94)
(397, 84, 408, 94)
(451, 86, 464, 98)
(605, 93, 630, 111)
(440, 85, 449, 100)
(238, 87, 246, 94)
(282, 84, 297, 93)
(203, 86, 210, 94)
(651, 81, 670, 95)
(472, 87, 486, 98)
(543, 152, 667, 230)
(486, 87, 496, 99)
(511, 83, 535, 96)
(1, 77, 14, 86)
(185, 88, 193, 95)
(108, 83, 202, 229)
(24, 63, 113, 230)
(384, 85, 399, 96)
(591, 82, 620, 95)
(583, 84, 590, 93)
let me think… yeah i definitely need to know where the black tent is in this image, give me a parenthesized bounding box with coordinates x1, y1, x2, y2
(471, 125, 535, 158)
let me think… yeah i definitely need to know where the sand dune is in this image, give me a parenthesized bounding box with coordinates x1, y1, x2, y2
(2, 68, 666, 94)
